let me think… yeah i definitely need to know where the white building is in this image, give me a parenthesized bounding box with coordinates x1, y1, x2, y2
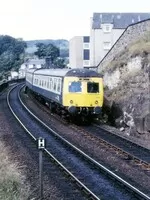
(11, 71, 18, 79)
(69, 13, 150, 69)
(19, 59, 45, 78)
(18, 64, 26, 78)
(21, 58, 45, 69)
(69, 36, 90, 68)
(90, 13, 150, 66)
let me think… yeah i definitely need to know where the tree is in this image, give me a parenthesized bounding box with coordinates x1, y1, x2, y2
(0, 35, 27, 73)
(35, 43, 59, 61)
(53, 57, 66, 68)
(35, 43, 66, 68)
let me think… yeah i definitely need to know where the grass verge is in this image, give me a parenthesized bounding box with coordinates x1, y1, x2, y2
(0, 141, 30, 200)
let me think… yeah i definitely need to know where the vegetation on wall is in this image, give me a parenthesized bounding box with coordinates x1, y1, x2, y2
(129, 31, 150, 57)
(104, 31, 150, 73)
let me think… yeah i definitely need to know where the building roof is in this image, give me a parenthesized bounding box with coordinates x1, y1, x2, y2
(92, 13, 150, 29)
(20, 65, 26, 69)
(11, 71, 18, 76)
(25, 59, 45, 65)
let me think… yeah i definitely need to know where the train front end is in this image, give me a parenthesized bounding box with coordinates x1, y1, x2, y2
(63, 75, 103, 117)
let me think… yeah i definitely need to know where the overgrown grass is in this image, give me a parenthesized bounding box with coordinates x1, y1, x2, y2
(0, 142, 30, 200)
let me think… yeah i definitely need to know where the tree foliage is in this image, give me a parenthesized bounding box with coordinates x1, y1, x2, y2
(26, 39, 69, 58)
(0, 35, 27, 73)
(35, 43, 59, 61)
(35, 43, 65, 68)
(53, 57, 66, 68)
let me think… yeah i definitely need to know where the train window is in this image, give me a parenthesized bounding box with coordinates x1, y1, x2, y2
(57, 80, 60, 92)
(54, 78, 57, 90)
(47, 81, 49, 88)
(87, 82, 99, 93)
(49, 78, 52, 90)
(69, 81, 81, 93)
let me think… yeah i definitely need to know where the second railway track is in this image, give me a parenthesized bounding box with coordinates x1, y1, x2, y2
(71, 123, 150, 168)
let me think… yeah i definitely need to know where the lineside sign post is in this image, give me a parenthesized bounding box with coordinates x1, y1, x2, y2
(38, 137, 45, 200)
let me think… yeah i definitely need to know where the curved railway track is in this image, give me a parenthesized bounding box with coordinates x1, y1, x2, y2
(7, 84, 150, 200)
(1, 87, 85, 199)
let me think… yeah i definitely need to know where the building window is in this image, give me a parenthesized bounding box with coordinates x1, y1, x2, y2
(83, 43, 90, 49)
(83, 49, 90, 60)
(101, 24, 112, 33)
(103, 42, 111, 50)
(83, 36, 90, 43)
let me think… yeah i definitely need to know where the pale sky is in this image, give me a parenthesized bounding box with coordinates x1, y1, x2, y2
(0, 0, 150, 41)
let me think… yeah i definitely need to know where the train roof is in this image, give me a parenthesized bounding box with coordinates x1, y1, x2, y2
(33, 68, 69, 76)
(66, 68, 102, 77)
(27, 68, 102, 78)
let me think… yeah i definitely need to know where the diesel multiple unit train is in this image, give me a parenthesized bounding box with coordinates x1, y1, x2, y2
(25, 68, 104, 122)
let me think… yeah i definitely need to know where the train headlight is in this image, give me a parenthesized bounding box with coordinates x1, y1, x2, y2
(95, 100, 98, 104)
(70, 100, 73, 104)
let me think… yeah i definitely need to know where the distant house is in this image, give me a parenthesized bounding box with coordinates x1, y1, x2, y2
(18, 64, 26, 78)
(11, 71, 18, 79)
(69, 36, 90, 68)
(22, 58, 45, 69)
(19, 59, 45, 78)
(90, 13, 150, 66)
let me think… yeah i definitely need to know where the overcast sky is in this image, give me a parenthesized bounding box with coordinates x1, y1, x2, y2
(0, 0, 150, 41)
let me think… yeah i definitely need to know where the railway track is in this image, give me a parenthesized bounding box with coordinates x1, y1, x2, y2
(7, 84, 150, 200)
(71, 124, 150, 169)
(24, 85, 150, 170)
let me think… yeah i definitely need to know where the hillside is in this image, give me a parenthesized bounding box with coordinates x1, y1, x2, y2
(26, 39, 69, 57)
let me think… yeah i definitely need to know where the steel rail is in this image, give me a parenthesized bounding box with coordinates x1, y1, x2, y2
(90, 124, 150, 168)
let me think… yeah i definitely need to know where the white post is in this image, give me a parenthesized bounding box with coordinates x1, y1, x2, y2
(38, 137, 45, 200)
